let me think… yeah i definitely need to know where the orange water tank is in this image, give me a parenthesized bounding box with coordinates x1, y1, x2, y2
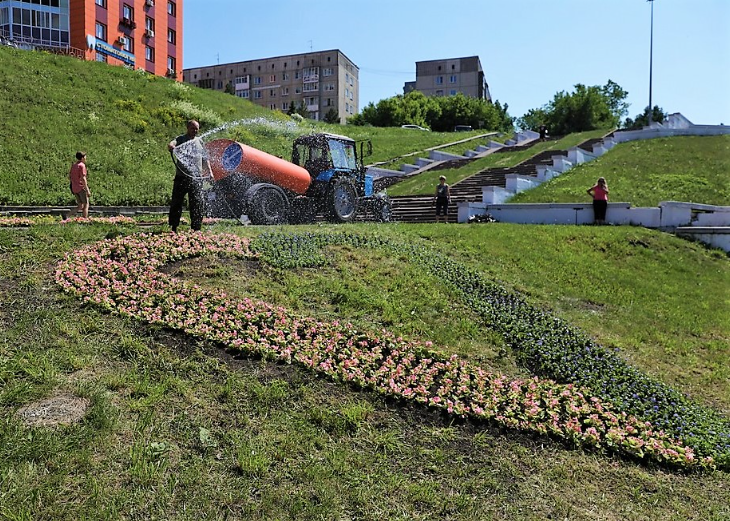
(205, 139, 312, 195)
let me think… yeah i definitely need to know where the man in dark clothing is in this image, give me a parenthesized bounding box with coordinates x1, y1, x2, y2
(168, 120, 212, 232)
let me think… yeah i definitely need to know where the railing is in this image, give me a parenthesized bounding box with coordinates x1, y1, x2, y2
(0, 30, 84, 60)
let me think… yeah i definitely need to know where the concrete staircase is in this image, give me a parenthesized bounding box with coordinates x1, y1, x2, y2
(389, 140, 568, 224)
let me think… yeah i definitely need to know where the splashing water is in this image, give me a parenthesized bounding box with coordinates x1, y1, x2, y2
(171, 116, 312, 223)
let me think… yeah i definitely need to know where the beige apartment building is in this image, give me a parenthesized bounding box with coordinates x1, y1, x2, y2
(182, 49, 358, 124)
(404, 56, 491, 101)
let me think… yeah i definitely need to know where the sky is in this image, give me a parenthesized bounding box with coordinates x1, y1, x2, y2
(182, 0, 730, 125)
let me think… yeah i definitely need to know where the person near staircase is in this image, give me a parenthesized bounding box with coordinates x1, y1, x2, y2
(587, 177, 609, 225)
(433, 175, 451, 223)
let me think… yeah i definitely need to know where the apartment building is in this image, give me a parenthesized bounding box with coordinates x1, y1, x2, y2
(183, 49, 359, 124)
(404, 56, 491, 101)
(0, 0, 182, 79)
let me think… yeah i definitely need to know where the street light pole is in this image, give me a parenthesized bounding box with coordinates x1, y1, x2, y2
(648, 0, 655, 124)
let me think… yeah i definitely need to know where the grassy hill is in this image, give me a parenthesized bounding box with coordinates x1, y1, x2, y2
(511, 135, 730, 207)
(0, 46, 480, 206)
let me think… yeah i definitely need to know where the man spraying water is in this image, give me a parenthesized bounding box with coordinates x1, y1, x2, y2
(168, 119, 213, 232)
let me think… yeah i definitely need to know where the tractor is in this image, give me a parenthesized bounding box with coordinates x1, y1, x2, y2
(203, 132, 390, 225)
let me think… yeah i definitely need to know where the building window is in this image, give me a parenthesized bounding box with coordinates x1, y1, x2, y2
(436, 76, 444, 85)
(167, 28, 175, 44)
(254, 76, 261, 85)
(450, 89, 457, 96)
(122, 4, 133, 22)
(269, 103, 276, 110)
(282, 102, 289, 111)
(145, 46, 154, 62)
(282, 72, 289, 81)
(145, 17, 154, 31)
(294, 70, 300, 80)
(254, 91, 262, 99)
(323, 68, 333, 77)
(324, 83, 335, 92)
(235, 76, 248, 85)
(167, 56, 176, 73)
(436, 89, 444, 96)
(303, 82, 318, 92)
(269, 89, 276, 97)
(95, 0, 106, 7)
(294, 87, 301, 94)
(96, 53, 107, 63)
(167, 1, 176, 16)
(95, 22, 106, 41)
(281, 87, 289, 96)
(236, 90, 249, 99)
(269, 74, 276, 82)
(122, 36, 132, 52)
(449, 75, 456, 83)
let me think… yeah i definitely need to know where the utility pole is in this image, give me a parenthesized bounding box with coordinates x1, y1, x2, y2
(648, 0, 655, 124)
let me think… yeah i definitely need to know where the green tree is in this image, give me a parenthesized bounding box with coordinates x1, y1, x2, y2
(622, 105, 668, 130)
(347, 92, 513, 133)
(224, 82, 235, 95)
(523, 80, 628, 135)
(323, 108, 340, 124)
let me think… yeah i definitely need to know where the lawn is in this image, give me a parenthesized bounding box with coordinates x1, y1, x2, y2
(1, 219, 728, 520)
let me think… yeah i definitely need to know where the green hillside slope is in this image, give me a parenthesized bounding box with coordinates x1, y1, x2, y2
(0, 47, 477, 206)
(510, 135, 730, 207)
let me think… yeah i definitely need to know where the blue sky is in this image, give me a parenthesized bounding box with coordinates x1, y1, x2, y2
(183, 0, 730, 125)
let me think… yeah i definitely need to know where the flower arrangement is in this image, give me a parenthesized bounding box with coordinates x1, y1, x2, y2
(54, 230, 728, 471)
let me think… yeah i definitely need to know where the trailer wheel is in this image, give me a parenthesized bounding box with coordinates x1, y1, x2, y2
(245, 183, 289, 225)
(326, 178, 357, 222)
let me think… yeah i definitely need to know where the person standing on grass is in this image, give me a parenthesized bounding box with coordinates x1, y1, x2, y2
(168, 119, 212, 232)
(66, 151, 90, 219)
(587, 177, 609, 225)
(433, 175, 451, 223)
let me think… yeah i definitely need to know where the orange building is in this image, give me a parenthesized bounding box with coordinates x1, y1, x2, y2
(0, 0, 182, 79)
(70, 0, 182, 78)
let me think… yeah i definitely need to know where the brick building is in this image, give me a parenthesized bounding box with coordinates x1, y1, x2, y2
(0, 0, 182, 79)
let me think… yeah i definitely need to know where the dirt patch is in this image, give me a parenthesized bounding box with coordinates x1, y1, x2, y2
(16, 393, 90, 427)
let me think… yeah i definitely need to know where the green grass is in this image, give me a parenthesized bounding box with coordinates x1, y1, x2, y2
(510, 135, 730, 207)
(0, 47, 483, 207)
(1, 222, 728, 520)
(387, 129, 612, 196)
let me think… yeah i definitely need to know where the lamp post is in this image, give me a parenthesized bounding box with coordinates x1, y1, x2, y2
(648, 0, 655, 124)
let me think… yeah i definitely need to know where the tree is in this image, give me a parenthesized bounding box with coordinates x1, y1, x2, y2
(323, 108, 340, 124)
(287, 101, 310, 119)
(224, 82, 235, 95)
(622, 105, 668, 130)
(347, 91, 513, 133)
(516, 107, 549, 133)
(519, 80, 629, 135)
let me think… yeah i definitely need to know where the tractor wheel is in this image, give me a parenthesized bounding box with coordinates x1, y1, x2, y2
(245, 183, 290, 225)
(325, 178, 357, 223)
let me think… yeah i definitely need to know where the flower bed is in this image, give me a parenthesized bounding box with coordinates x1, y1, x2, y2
(0, 215, 137, 227)
(54, 230, 726, 471)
